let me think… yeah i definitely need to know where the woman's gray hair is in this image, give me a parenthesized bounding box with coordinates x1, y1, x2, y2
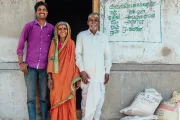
(56, 21, 68, 27)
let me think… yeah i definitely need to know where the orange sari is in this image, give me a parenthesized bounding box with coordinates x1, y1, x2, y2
(47, 22, 81, 120)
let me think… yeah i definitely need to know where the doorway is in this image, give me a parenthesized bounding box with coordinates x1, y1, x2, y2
(46, 0, 92, 41)
(46, 0, 92, 109)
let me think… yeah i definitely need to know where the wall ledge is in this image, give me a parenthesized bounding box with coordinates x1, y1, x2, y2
(1, 62, 180, 71)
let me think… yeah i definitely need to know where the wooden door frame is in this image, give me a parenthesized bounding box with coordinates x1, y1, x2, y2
(38, 0, 99, 13)
(92, 0, 100, 13)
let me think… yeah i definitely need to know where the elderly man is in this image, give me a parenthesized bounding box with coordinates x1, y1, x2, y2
(76, 13, 112, 120)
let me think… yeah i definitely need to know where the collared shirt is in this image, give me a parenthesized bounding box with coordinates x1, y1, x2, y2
(17, 20, 54, 69)
(76, 29, 112, 82)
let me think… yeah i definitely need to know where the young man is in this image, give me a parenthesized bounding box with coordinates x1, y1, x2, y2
(76, 13, 112, 120)
(16, 1, 54, 120)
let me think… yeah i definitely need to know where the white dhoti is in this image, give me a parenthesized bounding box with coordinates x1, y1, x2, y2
(81, 81, 105, 120)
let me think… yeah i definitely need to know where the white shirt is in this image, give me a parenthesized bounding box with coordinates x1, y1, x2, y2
(76, 29, 112, 82)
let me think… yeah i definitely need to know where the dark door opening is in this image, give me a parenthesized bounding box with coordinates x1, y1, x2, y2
(46, 0, 92, 109)
(46, 0, 92, 41)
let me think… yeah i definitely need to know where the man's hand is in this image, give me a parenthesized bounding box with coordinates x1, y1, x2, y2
(104, 73, 109, 84)
(48, 80, 53, 89)
(19, 63, 28, 75)
(80, 71, 90, 84)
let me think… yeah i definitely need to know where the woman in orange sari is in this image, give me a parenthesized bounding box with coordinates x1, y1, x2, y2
(47, 21, 81, 120)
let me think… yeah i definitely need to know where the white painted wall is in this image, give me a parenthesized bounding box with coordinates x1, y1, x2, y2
(0, 71, 28, 120)
(100, 0, 180, 64)
(1, 0, 180, 120)
(0, 0, 34, 62)
(0, 36, 19, 62)
(0, 0, 35, 119)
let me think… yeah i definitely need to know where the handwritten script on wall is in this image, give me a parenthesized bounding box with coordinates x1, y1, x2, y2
(101, 0, 162, 43)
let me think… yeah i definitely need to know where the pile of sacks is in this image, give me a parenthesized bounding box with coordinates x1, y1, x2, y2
(120, 89, 180, 120)
(120, 89, 162, 120)
(155, 91, 180, 120)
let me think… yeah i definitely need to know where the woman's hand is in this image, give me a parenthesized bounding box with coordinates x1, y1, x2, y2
(48, 79, 53, 89)
(75, 80, 81, 90)
(47, 73, 53, 89)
